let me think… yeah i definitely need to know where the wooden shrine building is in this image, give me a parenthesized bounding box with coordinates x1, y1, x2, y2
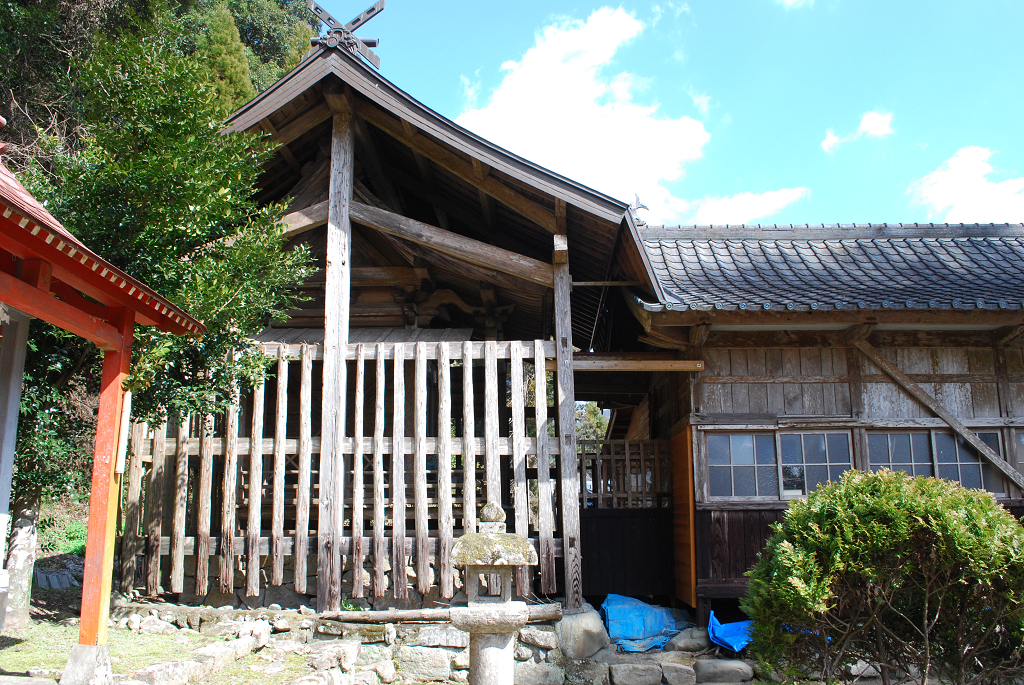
(117, 37, 1024, 623)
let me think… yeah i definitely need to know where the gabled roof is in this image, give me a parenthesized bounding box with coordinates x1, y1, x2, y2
(0, 161, 204, 335)
(635, 223, 1024, 314)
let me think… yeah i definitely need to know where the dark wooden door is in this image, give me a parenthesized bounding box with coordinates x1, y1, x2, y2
(580, 508, 674, 596)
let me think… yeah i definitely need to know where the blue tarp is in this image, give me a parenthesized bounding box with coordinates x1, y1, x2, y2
(601, 594, 693, 652)
(707, 610, 753, 653)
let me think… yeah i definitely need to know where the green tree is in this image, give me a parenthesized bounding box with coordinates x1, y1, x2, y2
(575, 401, 608, 441)
(197, 3, 256, 113)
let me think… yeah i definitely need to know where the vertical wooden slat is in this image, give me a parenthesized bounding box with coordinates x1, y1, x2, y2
(392, 342, 408, 598)
(195, 414, 214, 597)
(437, 342, 455, 599)
(145, 423, 167, 596)
(271, 346, 288, 586)
(510, 341, 529, 596)
(294, 344, 312, 594)
(534, 340, 555, 594)
(352, 344, 366, 598)
(624, 440, 633, 508)
(413, 341, 430, 594)
(169, 415, 190, 594)
(246, 379, 265, 597)
(220, 388, 239, 594)
(484, 340, 500, 506)
(120, 422, 146, 593)
(462, 341, 477, 533)
(373, 344, 387, 596)
(553, 226, 582, 609)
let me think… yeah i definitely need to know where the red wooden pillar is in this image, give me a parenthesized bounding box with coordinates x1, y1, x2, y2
(78, 309, 134, 647)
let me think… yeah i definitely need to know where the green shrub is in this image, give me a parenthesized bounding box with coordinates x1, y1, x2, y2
(742, 469, 1024, 685)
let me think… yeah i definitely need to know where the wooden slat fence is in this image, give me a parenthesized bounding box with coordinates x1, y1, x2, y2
(120, 340, 567, 601)
(579, 440, 672, 509)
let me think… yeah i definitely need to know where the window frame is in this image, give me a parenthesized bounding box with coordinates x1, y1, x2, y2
(865, 429, 1006, 496)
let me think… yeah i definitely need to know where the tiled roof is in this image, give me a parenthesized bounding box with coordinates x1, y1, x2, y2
(638, 224, 1024, 312)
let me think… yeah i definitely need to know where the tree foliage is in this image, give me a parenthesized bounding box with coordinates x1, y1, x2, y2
(197, 3, 255, 112)
(743, 469, 1024, 685)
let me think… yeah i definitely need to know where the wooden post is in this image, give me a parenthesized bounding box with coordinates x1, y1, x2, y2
(246, 380, 265, 597)
(79, 309, 134, 647)
(318, 106, 355, 613)
(0, 309, 29, 570)
(552, 209, 582, 611)
(169, 415, 190, 594)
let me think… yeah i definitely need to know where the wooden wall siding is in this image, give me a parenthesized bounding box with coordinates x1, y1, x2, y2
(700, 348, 851, 416)
(624, 395, 651, 440)
(860, 347, 1002, 419)
(580, 509, 673, 596)
(121, 340, 568, 601)
(1002, 349, 1024, 416)
(695, 508, 785, 586)
(578, 440, 671, 509)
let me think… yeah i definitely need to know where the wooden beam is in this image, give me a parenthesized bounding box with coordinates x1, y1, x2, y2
(851, 339, 1024, 491)
(353, 102, 558, 233)
(273, 103, 332, 146)
(318, 110, 355, 614)
(259, 119, 301, 173)
(0, 309, 29, 566)
(544, 354, 704, 372)
(995, 325, 1024, 348)
(645, 308, 1024, 328)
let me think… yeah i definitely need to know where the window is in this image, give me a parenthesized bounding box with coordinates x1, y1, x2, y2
(707, 431, 851, 499)
(867, 431, 1005, 496)
(780, 433, 851, 497)
(708, 434, 778, 497)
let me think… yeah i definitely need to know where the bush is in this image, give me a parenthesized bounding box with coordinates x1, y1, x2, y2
(742, 469, 1024, 685)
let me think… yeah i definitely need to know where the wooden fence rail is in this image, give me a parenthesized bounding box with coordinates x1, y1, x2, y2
(579, 440, 672, 509)
(120, 339, 568, 601)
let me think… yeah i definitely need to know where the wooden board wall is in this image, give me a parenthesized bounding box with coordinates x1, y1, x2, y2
(671, 423, 696, 606)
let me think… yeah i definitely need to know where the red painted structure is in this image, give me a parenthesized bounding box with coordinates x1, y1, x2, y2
(0, 117, 204, 647)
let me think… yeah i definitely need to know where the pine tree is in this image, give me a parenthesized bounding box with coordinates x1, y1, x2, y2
(197, 3, 255, 113)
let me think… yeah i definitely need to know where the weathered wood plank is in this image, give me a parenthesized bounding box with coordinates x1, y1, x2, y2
(485, 340, 500, 507)
(781, 349, 802, 415)
(169, 415, 190, 594)
(295, 344, 313, 594)
(392, 342, 408, 598)
(510, 341, 530, 596)
(145, 424, 166, 596)
(271, 347, 289, 585)
(195, 414, 214, 596)
(746, 349, 768, 414)
(765, 349, 785, 415)
(413, 341, 430, 595)
(121, 422, 146, 593)
(463, 340, 477, 534)
(220, 390, 239, 594)
(535, 340, 556, 594)
(729, 350, 750, 414)
(351, 344, 366, 598)
(246, 380, 265, 598)
(373, 344, 387, 597)
(800, 349, 824, 415)
(436, 342, 455, 599)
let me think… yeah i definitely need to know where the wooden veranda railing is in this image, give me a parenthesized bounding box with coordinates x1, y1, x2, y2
(579, 440, 672, 509)
(119, 340, 569, 603)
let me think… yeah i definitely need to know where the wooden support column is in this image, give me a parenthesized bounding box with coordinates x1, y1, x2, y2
(318, 99, 356, 614)
(0, 309, 29, 569)
(552, 204, 582, 611)
(79, 309, 134, 646)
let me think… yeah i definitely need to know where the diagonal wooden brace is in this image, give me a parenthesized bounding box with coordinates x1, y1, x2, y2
(852, 339, 1024, 491)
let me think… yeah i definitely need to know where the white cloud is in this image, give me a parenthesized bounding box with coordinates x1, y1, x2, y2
(690, 90, 711, 115)
(459, 74, 480, 109)
(776, 0, 814, 7)
(456, 8, 804, 224)
(909, 147, 1024, 223)
(651, 2, 690, 24)
(821, 110, 894, 153)
(689, 188, 811, 224)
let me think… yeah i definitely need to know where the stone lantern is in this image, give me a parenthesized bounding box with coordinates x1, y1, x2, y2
(450, 502, 538, 685)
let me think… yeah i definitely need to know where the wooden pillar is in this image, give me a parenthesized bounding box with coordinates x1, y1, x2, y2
(79, 309, 134, 646)
(552, 202, 582, 611)
(0, 309, 30, 569)
(318, 100, 355, 614)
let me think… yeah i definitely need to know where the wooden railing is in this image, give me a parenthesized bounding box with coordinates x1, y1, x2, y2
(579, 440, 672, 509)
(120, 340, 568, 603)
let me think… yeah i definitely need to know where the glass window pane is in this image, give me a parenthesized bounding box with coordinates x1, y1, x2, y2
(915, 463, 933, 478)
(935, 433, 957, 462)
(806, 465, 829, 492)
(783, 465, 805, 496)
(780, 435, 803, 464)
(938, 464, 960, 482)
(868, 434, 890, 464)
(980, 433, 1000, 453)
(708, 435, 730, 466)
(710, 467, 732, 496)
(804, 434, 827, 463)
(827, 434, 851, 464)
(893, 463, 913, 476)
(731, 435, 755, 465)
(960, 464, 982, 490)
(755, 435, 776, 465)
(890, 434, 912, 463)
(757, 466, 778, 496)
(912, 434, 932, 464)
(734, 467, 756, 496)
(830, 464, 851, 481)
(983, 463, 1004, 495)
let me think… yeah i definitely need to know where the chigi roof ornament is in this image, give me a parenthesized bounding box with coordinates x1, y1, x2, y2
(307, 0, 384, 69)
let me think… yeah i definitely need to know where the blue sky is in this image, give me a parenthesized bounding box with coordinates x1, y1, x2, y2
(321, 0, 1024, 225)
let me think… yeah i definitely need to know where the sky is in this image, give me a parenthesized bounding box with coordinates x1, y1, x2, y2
(318, 0, 1024, 226)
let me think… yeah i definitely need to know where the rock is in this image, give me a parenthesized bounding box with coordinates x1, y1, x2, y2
(395, 645, 451, 682)
(847, 661, 880, 679)
(384, 623, 397, 646)
(661, 663, 696, 685)
(451, 649, 470, 671)
(139, 615, 179, 635)
(133, 659, 206, 685)
(451, 670, 469, 683)
(555, 609, 610, 660)
(127, 614, 142, 632)
(237, 620, 272, 648)
(566, 661, 609, 685)
(693, 659, 753, 683)
(515, 662, 565, 685)
(309, 640, 361, 673)
(300, 605, 317, 616)
(343, 624, 387, 644)
(411, 626, 470, 648)
(273, 617, 292, 633)
(354, 671, 381, 685)
(516, 645, 534, 661)
(292, 669, 355, 685)
(268, 603, 283, 611)
(265, 584, 310, 609)
(201, 620, 240, 638)
(610, 664, 662, 685)
(665, 629, 711, 653)
(300, 619, 315, 630)
(355, 644, 394, 666)
(592, 646, 619, 665)
(371, 659, 399, 683)
(520, 626, 558, 650)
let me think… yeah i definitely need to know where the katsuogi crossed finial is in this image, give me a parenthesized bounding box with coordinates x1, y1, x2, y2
(307, 0, 385, 69)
